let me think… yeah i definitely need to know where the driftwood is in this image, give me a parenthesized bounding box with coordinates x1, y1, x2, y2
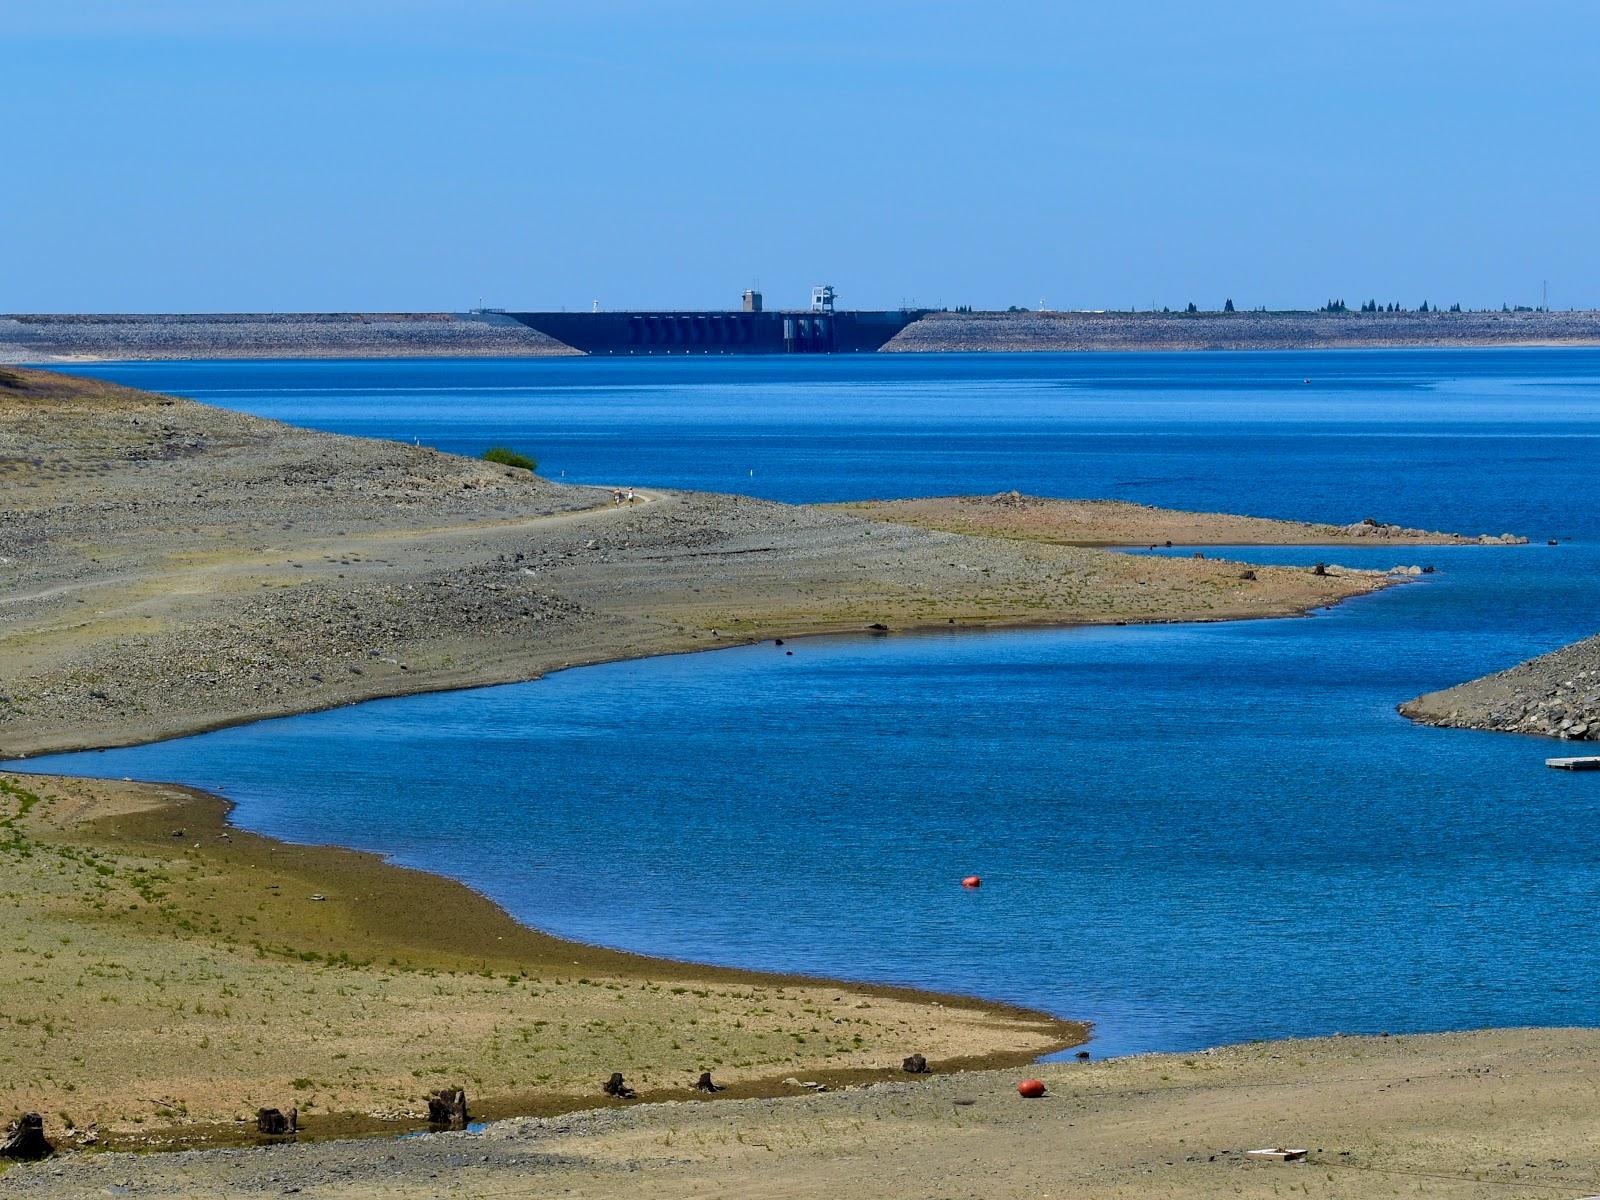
(602, 1072, 636, 1099)
(255, 1107, 297, 1136)
(693, 1071, 722, 1093)
(902, 1054, 929, 1074)
(1, 1113, 52, 1160)
(427, 1088, 470, 1129)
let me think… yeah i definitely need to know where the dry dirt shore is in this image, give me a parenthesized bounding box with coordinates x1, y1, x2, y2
(10, 1028, 1600, 1199)
(834, 493, 1524, 547)
(0, 367, 1408, 760)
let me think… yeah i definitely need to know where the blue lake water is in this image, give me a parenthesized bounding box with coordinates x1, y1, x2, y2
(26, 350, 1600, 1057)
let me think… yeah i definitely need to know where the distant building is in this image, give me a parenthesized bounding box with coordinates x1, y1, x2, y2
(811, 285, 836, 314)
(742, 289, 762, 313)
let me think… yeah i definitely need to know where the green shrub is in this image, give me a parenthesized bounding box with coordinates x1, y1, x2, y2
(483, 446, 537, 471)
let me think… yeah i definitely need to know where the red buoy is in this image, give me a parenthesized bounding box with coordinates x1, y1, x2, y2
(1017, 1078, 1046, 1098)
(961, 875, 982, 889)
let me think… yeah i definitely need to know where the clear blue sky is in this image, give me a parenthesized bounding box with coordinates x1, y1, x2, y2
(5, 1, 1597, 313)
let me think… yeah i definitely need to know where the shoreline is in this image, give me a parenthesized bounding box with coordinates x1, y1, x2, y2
(3, 592, 1389, 763)
(0, 769, 1086, 1152)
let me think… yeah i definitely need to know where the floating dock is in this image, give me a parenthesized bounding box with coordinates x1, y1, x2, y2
(1546, 756, 1600, 771)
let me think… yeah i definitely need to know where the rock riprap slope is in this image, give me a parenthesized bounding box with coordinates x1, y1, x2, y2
(1402, 633, 1600, 741)
(886, 308, 1600, 352)
(0, 311, 571, 362)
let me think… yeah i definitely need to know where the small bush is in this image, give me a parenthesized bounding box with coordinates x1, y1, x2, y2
(483, 447, 537, 471)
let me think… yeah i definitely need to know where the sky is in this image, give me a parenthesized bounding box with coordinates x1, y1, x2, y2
(3, 1, 1597, 313)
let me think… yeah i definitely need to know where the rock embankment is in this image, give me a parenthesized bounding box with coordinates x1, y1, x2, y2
(886, 308, 1600, 352)
(0, 312, 572, 362)
(1401, 633, 1600, 741)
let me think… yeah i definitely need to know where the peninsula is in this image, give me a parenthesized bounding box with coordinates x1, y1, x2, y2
(0, 366, 1435, 761)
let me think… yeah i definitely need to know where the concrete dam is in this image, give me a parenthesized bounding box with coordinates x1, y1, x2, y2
(504, 287, 929, 356)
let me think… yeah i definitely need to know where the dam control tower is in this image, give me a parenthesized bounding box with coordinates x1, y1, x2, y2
(504, 287, 926, 356)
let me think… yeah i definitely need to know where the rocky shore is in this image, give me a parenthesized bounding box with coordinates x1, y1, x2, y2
(1401, 633, 1600, 741)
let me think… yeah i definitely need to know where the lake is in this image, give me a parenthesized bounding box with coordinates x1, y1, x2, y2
(27, 349, 1600, 1057)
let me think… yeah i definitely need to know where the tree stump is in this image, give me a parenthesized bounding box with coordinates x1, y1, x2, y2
(902, 1054, 929, 1074)
(602, 1073, 636, 1099)
(427, 1088, 470, 1129)
(1, 1113, 52, 1160)
(255, 1108, 295, 1136)
(693, 1071, 722, 1093)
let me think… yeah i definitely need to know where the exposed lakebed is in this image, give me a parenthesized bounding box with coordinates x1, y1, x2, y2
(28, 350, 1600, 1057)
